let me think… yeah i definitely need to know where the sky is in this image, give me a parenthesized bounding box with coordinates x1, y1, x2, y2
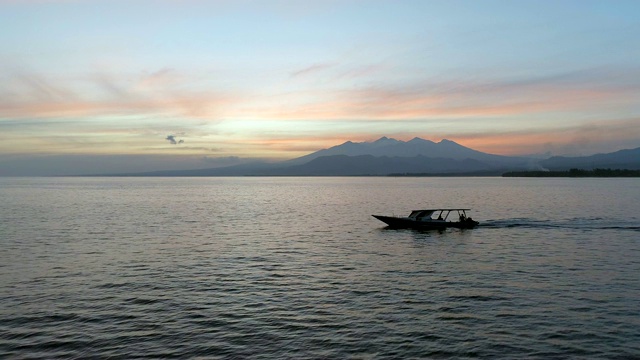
(1, 0, 640, 175)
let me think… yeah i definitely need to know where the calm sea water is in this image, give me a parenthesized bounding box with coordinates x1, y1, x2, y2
(1, 177, 639, 359)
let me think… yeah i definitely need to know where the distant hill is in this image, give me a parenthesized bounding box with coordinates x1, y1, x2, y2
(540, 147, 640, 170)
(98, 161, 277, 176)
(257, 154, 493, 176)
(89, 137, 640, 176)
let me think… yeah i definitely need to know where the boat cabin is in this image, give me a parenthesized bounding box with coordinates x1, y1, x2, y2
(408, 209, 471, 222)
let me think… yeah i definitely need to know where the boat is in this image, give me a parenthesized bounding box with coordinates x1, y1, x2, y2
(372, 209, 479, 229)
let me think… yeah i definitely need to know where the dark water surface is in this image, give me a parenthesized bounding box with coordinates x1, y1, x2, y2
(1, 177, 639, 358)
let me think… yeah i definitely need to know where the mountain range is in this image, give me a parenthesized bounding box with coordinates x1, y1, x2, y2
(104, 137, 640, 176)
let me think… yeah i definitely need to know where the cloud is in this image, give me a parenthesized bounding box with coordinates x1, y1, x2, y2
(13, 72, 77, 102)
(137, 68, 179, 90)
(0, 69, 236, 120)
(5, 66, 637, 124)
(165, 134, 184, 145)
(291, 63, 337, 78)
(439, 117, 640, 156)
(2, 65, 638, 161)
(237, 66, 640, 121)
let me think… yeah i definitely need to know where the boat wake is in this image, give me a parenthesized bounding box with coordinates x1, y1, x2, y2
(481, 218, 640, 231)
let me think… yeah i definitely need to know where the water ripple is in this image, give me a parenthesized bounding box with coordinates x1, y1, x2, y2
(1, 177, 639, 358)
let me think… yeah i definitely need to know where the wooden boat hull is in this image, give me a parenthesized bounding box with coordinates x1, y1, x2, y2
(372, 215, 479, 229)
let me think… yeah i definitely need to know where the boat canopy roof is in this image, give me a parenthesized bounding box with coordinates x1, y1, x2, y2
(411, 209, 471, 212)
(408, 209, 471, 219)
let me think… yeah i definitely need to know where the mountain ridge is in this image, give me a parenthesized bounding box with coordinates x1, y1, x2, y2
(87, 137, 640, 176)
(285, 136, 527, 166)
